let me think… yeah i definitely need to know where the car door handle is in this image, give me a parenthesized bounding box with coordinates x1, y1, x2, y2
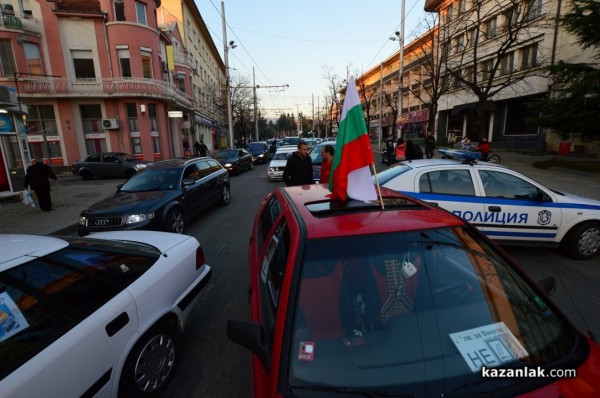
(105, 312, 130, 337)
(488, 206, 501, 212)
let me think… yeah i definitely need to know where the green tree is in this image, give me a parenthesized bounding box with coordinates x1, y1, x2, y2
(529, 0, 600, 141)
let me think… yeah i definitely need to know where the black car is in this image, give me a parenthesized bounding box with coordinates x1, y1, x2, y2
(78, 158, 230, 235)
(72, 152, 150, 180)
(215, 148, 253, 174)
(247, 141, 269, 164)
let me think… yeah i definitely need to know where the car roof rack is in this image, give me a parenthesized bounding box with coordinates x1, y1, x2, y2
(437, 148, 481, 165)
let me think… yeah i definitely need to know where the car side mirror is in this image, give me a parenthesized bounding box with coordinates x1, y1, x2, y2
(227, 320, 270, 370)
(537, 276, 556, 296)
(182, 178, 195, 187)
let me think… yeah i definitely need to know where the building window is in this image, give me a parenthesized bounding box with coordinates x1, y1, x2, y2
(500, 52, 514, 76)
(446, 5, 454, 23)
(135, 1, 147, 25)
(148, 103, 158, 132)
(24, 42, 42, 75)
(485, 16, 498, 39)
(71, 50, 95, 79)
(455, 34, 465, 53)
(521, 43, 538, 69)
(526, 0, 543, 21)
(126, 103, 139, 132)
(141, 52, 152, 79)
(177, 73, 186, 92)
(0, 39, 16, 78)
(480, 59, 493, 80)
(118, 49, 131, 77)
(458, 0, 467, 14)
(80, 104, 106, 154)
(114, 0, 125, 21)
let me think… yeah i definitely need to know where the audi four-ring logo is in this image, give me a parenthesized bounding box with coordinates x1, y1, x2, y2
(94, 219, 110, 226)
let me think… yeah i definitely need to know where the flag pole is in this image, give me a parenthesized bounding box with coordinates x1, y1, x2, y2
(371, 163, 385, 209)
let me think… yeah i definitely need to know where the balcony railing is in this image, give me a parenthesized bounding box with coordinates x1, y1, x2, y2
(18, 77, 193, 109)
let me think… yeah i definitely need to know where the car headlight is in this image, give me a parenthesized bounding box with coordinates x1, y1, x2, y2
(269, 167, 275, 172)
(258, 154, 264, 158)
(124, 213, 154, 224)
(135, 164, 147, 170)
(225, 163, 232, 168)
(79, 216, 87, 226)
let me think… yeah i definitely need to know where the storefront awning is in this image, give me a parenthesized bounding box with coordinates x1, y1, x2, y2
(194, 114, 214, 127)
(451, 103, 477, 115)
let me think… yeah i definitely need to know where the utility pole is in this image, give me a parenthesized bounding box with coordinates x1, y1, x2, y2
(295, 103, 300, 135)
(311, 93, 315, 136)
(379, 62, 383, 152)
(221, 1, 235, 149)
(253, 67, 258, 141)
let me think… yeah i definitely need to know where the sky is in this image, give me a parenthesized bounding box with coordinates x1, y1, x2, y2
(194, 0, 429, 118)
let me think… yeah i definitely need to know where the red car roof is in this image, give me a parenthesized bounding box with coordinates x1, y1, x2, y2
(277, 184, 466, 239)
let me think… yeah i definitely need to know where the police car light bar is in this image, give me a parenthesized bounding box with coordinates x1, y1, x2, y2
(438, 148, 482, 162)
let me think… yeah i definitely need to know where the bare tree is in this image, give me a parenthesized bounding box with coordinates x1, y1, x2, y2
(229, 74, 254, 145)
(354, 67, 378, 136)
(437, 0, 552, 137)
(322, 66, 345, 131)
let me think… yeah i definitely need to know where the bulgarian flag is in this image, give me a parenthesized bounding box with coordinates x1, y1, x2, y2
(329, 76, 377, 202)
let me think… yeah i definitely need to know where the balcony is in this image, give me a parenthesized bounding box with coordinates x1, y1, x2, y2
(17, 77, 193, 109)
(1, 9, 41, 34)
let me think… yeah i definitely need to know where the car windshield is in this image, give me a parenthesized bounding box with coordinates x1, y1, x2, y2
(219, 150, 239, 158)
(273, 152, 293, 161)
(288, 226, 583, 396)
(120, 169, 180, 192)
(375, 163, 414, 185)
(247, 143, 265, 151)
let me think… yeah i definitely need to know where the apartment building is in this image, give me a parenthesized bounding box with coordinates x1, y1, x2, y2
(158, 0, 226, 152)
(424, 0, 597, 153)
(354, 28, 437, 145)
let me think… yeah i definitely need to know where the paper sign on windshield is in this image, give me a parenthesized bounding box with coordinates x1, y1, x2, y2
(449, 322, 528, 372)
(0, 292, 29, 342)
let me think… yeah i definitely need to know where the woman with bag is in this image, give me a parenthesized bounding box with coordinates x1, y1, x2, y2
(24, 158, 57, 212)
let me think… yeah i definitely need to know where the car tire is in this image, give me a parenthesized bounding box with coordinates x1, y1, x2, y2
(249, 161, 254, 171)
(165, 208, 185, 234)
(220, 184, 231, 206)
(119, 322, 179, 398)
(80, 169, 93, 180)
(125, 169, 137, 179)
(561, 221, 600, 260)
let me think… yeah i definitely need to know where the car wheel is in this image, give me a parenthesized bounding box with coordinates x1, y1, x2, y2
(249, 161, 254, 171)
(561, 221, 600, 260)
(80, 169, 93, 180)
(220, 184, 231, 206)
(125, 169, 137, 179)
(165, 208, 185, 234)
(119, 323, 178, 398)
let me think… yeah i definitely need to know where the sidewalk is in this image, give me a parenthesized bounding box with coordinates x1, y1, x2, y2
(0, 173, 120, 236)
(1, 152, 599, 236)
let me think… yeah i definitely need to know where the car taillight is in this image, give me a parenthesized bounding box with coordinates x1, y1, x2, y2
(196, 246, 206, 270)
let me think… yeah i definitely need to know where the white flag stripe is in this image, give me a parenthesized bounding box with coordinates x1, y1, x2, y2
(347, 166, 377, 202)
(340, 77, 361, 121)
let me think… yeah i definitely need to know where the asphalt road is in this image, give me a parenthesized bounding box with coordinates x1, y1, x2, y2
(155, 162, 600, 397)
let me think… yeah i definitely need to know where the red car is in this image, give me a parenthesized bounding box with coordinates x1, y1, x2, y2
(228, 185, 600, 398)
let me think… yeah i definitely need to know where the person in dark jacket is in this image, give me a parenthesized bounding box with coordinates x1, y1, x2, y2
(283, 141, 313, 186)
(424, 131, 436, 159)
(24, 158, 57, 211)
(405, 140, 424, 160)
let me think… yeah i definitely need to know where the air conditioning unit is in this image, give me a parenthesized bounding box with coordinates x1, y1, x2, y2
(102, 119, 119, 129)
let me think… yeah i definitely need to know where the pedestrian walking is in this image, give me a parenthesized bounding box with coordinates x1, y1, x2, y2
(385, 134, 395, 165)
(394, 138, 406, 162)
(283, 141, 313, 186)
(196, 140, 209, 157)
(405, 140, 423, 160)
(24, 158, 57, 212)
(424, 131, 436, 159)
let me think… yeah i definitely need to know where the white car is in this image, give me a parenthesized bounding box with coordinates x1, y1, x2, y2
(0, 231, 212, 397)
(378, 158, 600, 259)
(267, 147, 296, 181)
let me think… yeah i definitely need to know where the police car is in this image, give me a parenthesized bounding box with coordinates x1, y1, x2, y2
(378, 158, 600, 259)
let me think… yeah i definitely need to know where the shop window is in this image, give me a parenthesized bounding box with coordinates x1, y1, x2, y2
(80, 104, 106, 154)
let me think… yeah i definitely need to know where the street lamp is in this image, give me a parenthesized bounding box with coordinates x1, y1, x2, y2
(221, 1, 236, 148)
(389, 0, 405, 138)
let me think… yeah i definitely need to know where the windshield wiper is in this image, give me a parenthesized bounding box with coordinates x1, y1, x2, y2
(289, 384, 416, 397)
